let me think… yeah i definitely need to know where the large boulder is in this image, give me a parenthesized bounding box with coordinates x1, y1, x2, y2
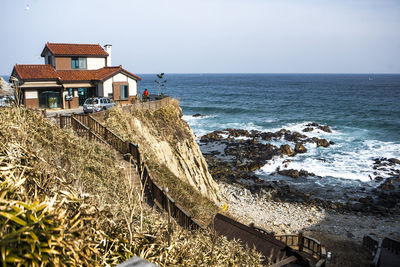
(312, 137, 330, 148)
(318, 125, 332, 133)
(388, 158, 400, 165)
(280, 144, 296, 156)
(278, 169, 300, 178)
(294, 143, 307, 153)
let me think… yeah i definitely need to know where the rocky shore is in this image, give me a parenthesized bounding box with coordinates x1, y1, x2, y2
(199, 123, 400, 214)
(219, 182, 400, 244)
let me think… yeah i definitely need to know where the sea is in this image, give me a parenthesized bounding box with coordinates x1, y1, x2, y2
(139, 73, 400, 200)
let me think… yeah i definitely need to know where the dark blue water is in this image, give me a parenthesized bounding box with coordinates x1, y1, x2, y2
(139, 74, 400, 191)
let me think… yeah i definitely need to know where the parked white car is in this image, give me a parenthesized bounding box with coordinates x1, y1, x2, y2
(83, 97, 115, 113)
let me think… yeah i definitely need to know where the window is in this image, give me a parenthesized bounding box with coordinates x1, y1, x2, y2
(120, 85, 129, 99)
(71, 57, 87, 69)
(68, 88, 73, 96)
(47, 56, 52, 65)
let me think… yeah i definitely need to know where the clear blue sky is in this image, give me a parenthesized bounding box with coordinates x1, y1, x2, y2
(1, 0, 399, 74)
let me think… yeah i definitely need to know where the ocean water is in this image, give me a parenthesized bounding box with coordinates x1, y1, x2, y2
(140, 74, 400, 195)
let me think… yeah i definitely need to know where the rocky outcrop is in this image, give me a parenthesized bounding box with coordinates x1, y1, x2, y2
(294, 143, 307, 153)
(280, 144, 295, 156)
(304, 122, 332, 133)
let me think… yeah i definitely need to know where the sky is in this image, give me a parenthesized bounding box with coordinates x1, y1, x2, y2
(0, 0, 399, 74)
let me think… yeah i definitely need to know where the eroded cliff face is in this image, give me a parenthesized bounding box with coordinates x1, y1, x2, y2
(105, 100, 220, 203)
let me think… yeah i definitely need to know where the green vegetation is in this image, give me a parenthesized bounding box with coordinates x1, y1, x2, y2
(0, 107, 263, 266)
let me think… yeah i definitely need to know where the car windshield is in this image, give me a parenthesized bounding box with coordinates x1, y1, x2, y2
(84, 98, 99, 104)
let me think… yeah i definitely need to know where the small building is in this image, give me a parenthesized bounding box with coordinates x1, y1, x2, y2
(10, 43, 141, 109)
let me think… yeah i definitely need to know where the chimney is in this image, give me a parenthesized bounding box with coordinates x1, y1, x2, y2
(104, 44, 112, 66)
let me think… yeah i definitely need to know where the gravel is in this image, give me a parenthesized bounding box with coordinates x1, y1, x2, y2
(219, 182, 400, 243)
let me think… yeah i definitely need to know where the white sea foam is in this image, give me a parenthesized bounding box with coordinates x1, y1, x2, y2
(190, 117, 400, 183)
(258, 136, 400, 183)
(182, 114, 216, 122)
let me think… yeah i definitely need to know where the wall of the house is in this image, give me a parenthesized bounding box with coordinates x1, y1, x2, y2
(54, 56, 106, 70)
(87, 58, 106, 70)
(55, 57, 72, 70)
(24, 89, 39, 108)
(62, 88, 79, 109)
(103, 78, 113, 98)
(102, 73, 137, 103)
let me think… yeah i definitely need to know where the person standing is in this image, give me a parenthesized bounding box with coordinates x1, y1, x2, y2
(143, 89, 149, 102)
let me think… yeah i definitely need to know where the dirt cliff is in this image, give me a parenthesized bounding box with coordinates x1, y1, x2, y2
(105, 100, 220, 204)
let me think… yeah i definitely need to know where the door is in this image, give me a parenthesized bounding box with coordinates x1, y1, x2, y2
(38, 90, 61, 109)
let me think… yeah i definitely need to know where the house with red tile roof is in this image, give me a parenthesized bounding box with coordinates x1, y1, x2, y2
(11, 43, 141, 109)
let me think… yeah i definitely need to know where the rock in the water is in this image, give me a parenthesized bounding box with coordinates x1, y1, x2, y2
(193, 113, 202, 117)
(303, 127, 314, 132)
(294, 143, 307, 153)
(388, 158, 400, 165)
(312, 137, 330, 148)
(280, 144, 296, 156)
(278, 169, 300, 178)
(318, 125, 332, 133)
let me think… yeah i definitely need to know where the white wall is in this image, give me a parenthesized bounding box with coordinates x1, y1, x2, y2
(25, 90, 38, 99)
(128, 77, 137, 96)
(87, 57, 106, 70)
(113, 73, 127, 82)
(103, 78, 113, 97)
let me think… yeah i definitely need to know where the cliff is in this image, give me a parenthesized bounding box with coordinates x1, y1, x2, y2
(104, 100, 221, 218)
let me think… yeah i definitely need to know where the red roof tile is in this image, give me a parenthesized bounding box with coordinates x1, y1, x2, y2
(41, 43, 108, 57)
(13, 65, 142, 82)
(13, 64, 58, 81)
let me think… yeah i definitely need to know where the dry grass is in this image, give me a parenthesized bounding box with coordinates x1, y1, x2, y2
(0, 107, 263, 266)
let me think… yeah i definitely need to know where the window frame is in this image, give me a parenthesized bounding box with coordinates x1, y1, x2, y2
(71, 57, 87, 69)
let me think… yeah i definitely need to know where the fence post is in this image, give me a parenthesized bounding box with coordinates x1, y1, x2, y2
(56, 114, 60, 128)
(124, 141, 129, 154)
(298, 232, 304, 252)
